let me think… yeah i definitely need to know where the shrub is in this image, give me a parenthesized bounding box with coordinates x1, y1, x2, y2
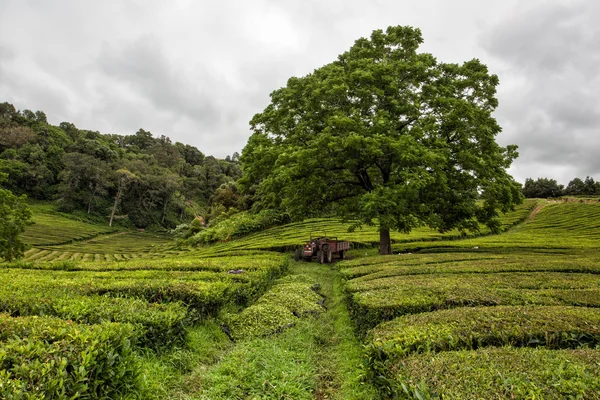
(0, 314, 140, 399)
(187, 209, 291, 245)
(257, 283, 323, 317)
(225, 304, 297, 341)
(375, 348, 600, 399)
(225, 278, 324, 341)
(345, 272, 600, 334)
(0, 286, 187, 349)
(367, 306, 600, 360)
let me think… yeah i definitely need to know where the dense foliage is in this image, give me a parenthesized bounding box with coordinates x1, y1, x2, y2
(0, 101, 242, 228)
(523, 176, 600, 197)
(0, 173, 32, 261)
(0, 315, 140, 399)
(242, 25, 522, 254)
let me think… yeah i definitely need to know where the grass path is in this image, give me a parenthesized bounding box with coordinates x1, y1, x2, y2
(293, 260, 378, 400)
(167, 259, 377, 400)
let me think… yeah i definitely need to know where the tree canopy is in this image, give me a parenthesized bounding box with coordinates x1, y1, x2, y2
(0, 172, 32, 261)
(522, 177, 563, 198)
(241, 25, 522, 254)
(0, 102, 243, 228)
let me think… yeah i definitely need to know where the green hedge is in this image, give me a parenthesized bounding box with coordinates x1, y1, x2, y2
(375, 347, 600, 399)
(256, 283, 323, 317)
(225, 278, 325, 341)
(225, 304, 298, 342)
(338, 251, 600, 281)
(0, 285, 187, 349)
(0, 314, 139, 399)
(368, 306, 600, 360)
(346, 272, 600, 334)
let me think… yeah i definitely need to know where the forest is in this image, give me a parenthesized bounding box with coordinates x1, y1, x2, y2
(0, 101, 244, 229)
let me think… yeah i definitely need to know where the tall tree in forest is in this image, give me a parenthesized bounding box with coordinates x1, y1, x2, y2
(109, 168, 137, 227)
(242, 25, 522, 254)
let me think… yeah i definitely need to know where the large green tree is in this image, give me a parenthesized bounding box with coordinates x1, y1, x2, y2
(0, 172, 32, 261)
(242, 26, 522, 254)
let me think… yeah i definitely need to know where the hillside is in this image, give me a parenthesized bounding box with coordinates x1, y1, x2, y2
(1, 199, 600, 399)
(0, 101, 242, 230)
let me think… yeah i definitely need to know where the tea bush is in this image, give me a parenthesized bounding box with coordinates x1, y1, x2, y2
(344, 272, 600, 333)
(367, 306, 600, 360)
(225, 277, 325, 341)
(0, 314, 139, 399)
(377, 348, 600, 399)
(0, 284, 187, 349)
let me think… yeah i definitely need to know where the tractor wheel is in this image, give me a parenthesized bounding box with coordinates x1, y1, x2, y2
(293, 249, 301, 261)
(339, 250, 345, 259)
(318, 250, 325, 264)
(326, 247, 332, 263)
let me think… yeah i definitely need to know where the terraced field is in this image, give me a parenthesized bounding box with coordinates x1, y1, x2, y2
(18, 202, 189, 262)
(22, 202, 116, 246)
(22, 231, 182, 262)
(392, 201, 600, 253)
(191, 199, 537, 256)
(337, 201, 600, 398)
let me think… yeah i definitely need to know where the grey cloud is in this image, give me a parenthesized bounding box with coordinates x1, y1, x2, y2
(97, 35, 220, 128)
(482, 0, 600, 184)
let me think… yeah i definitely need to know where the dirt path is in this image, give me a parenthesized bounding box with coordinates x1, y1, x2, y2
(526, 202, 547, 222)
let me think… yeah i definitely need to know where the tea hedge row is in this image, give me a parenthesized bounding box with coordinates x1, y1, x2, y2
(338, 251, 600, 281)
(225, 274, 324, 341)
(392, 202, 600, 253)
(376, 347, 600, 399)
(367, 306, 600, 361)
(1, 269, 269, 318)
(346, 272, 600, 333)
(9, 252, 288, 273)
(0, 314, 139, 399)
(0, 283, 187, 349)
(348, 271, 600, 293)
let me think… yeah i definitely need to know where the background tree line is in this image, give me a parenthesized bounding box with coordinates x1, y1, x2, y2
(0, 101, 245, 228)
(522, 176, 600, 198)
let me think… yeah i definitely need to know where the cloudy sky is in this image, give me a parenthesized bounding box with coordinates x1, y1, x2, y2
(0, 0, 598, 185)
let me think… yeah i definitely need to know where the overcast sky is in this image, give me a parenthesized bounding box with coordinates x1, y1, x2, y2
(0, 0, 598, 185)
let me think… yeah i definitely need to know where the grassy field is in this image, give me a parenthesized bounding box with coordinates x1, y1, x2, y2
(3, 198, 600, 398)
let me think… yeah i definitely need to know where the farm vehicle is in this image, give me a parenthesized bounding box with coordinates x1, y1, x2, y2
(294, 233, 350, 264)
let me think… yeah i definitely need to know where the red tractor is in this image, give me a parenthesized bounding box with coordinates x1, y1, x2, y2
(294, 233, 351, 264)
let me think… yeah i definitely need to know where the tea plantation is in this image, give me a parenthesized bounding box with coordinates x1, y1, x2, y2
(2, 199, 600, 399)
(337, 201, 600, 398)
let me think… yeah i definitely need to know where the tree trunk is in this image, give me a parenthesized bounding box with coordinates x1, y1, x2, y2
(161, 200, 168, 224)
(379, 228, 391, 255)
(109, 189, 121, 227)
